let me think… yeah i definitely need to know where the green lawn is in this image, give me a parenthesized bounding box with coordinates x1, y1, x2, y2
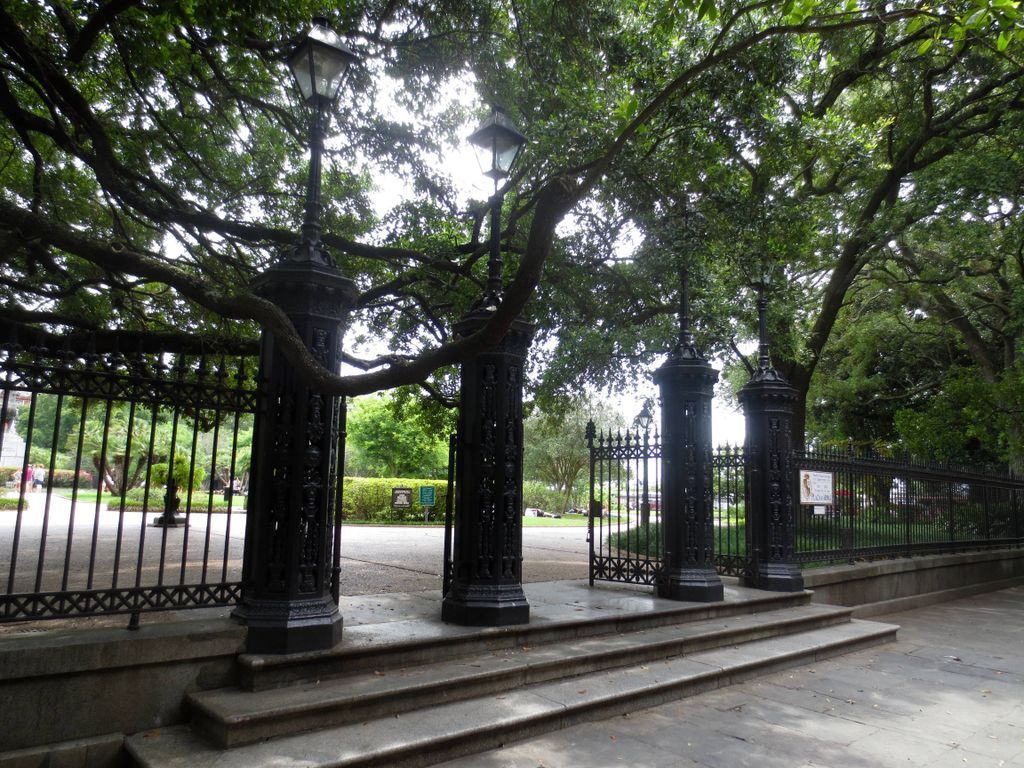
(522, 514, 592, 527)
(609, 516, 987, 561)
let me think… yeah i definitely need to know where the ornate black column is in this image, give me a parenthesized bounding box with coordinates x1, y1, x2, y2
(441, 309, 534, 626)
(738, 285, 804, 592)
(654, 268, 723, 602)
(233, 93, 357, 652)
(233, 258, 355, 653)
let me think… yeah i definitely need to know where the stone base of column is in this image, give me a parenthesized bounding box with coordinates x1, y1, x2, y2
(233, 596, 343, 654)
(149, 514, 188, 528)
(658, 567, 724, 602)
(743, 562, 805, 593)
(441, 583, 530, 626)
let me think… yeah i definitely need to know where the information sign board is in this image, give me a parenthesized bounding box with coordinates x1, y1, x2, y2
(798, 470, 834, 505)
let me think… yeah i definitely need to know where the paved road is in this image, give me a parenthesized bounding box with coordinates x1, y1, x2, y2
(336, 525, 590, 595)
(1, 492, 590, 600)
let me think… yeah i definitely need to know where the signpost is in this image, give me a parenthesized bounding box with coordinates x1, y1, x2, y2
(392, 487, 412, 509)
(419, 485, 436, 522)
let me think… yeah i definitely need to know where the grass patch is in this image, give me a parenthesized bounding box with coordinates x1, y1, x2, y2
(522, 514, 591, 527)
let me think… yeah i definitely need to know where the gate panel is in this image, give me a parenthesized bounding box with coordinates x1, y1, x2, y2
(711, 445, 750, 576)
(587, 424, 662, 585)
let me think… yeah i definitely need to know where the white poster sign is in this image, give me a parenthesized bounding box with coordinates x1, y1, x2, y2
(799, 470, 834, 505)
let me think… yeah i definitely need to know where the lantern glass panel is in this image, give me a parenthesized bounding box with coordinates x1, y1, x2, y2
(287, 21, 357, 103)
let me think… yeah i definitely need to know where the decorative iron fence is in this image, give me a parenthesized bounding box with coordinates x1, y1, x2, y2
(0, 345, 257, 622)
(792, 448, 1024, 565)
(587, 426, 751, 585)
(587, 425, 1023, 585)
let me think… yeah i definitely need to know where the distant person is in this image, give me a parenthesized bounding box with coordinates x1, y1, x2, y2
(32, 464, 44, 492)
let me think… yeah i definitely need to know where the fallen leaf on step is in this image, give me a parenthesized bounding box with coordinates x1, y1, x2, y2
(610, 735, 617, 741)
(578, 689, 588, 694)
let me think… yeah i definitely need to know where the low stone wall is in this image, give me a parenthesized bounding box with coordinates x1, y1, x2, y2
(802, 548, 1024, 617)
(0, 610, 244, 763)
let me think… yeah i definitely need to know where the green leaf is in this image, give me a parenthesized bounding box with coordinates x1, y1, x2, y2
(963, 9, 988, 28)
(917, 37, 934, 54)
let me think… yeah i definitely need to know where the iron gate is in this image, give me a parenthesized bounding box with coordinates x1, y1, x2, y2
(586, 424, 751, 586)
(587, 424, 663, 585)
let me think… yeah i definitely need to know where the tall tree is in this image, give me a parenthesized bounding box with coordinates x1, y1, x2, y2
(521, 399, 609, 514)
(2, 0, 1021, 436)
(345, 391, 449, 478)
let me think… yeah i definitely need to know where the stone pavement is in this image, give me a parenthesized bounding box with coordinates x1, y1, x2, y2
(437, 586, 1024, 768)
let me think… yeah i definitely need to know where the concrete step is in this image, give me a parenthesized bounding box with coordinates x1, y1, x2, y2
(126, 619, 897, 768)
(235, 587, 813, 692)
(189, 602, 854, 747)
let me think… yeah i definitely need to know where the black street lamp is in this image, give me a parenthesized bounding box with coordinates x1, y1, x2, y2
(467, 106, 527, 310)
(442, 106, 533, 627)
(752, 271, 774, 376)
(634, 401, 654, 434)
(233, 18, 360, 654)
(635, 402, 654, 527)
(286, 18, 359, 264)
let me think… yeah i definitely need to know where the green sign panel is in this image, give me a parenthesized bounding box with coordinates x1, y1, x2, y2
(419, 486, 436, 506)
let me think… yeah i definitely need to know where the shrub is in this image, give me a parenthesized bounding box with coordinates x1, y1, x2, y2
(522, 480, 574, 515)
(340, 477, 449, 523)
(150, 456, 206, 492)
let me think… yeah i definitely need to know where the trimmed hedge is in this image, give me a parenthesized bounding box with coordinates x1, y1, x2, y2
(341, 477, 449, 523)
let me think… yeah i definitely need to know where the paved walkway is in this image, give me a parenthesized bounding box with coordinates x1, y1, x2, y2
(437, 586, 1024, 768)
